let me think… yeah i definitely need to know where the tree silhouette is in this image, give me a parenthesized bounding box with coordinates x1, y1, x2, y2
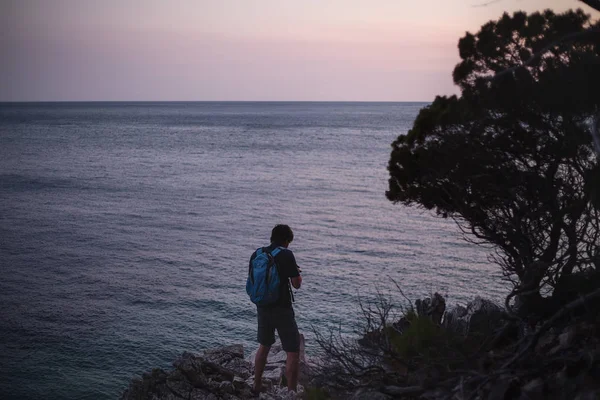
(387, 9, 600, 315)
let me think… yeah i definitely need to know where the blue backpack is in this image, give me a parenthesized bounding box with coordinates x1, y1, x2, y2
(246, 247, 283, 306)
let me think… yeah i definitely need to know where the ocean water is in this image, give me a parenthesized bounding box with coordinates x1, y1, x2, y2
(0, 102, 508, 399)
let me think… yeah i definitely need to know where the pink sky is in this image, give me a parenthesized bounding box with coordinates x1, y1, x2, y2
(0, 0, 581, 101)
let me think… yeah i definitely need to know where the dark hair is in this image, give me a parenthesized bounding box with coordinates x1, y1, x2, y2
(270, 224, 294, 245)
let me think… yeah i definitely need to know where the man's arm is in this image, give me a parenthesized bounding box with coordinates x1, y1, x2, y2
(283, 250, 302, 289)
(290, 274, 302, 289)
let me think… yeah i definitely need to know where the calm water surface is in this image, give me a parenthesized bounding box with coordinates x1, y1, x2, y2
(0, 102, 507, 399)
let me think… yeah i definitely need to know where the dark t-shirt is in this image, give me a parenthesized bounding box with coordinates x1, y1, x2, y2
(249, 243, 300, 309)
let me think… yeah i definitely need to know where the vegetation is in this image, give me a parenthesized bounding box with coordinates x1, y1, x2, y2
(386, 9, 600, 316)
(310, 7, 600, 399)
(310, 291, 476, 398)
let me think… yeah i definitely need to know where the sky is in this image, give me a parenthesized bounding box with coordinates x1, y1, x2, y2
(0, 0, 585, 101)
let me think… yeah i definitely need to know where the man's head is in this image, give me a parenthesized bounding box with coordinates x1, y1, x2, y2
(271, 224, 294, 247)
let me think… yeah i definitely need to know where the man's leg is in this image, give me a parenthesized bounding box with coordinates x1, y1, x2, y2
(255, 308, 275, 392)
(277, 308, 301, 391)
(285, 351, 300, 391)
(253, 344, 270, 391)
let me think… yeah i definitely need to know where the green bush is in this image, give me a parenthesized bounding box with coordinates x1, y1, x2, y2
(389, 313, 443, 358)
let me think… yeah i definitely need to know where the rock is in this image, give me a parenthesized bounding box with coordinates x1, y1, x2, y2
(442, 297, 504, 337)
(248, 342, 288, 385)
(415, 292, 446, 325)
(248, 342, 286, 363)
(521, 378, 544, 398)
(232, 376, 246, 391)
(165, 370, 197, 397)
(258, 385, 304, 400)
(247, 335, 310, 387)
(203, 344, 251, 378)
(123, 345, 260, 400)
(173, 351, 203, 373)
(442, 304, 468, 334)
(190, 389, 213, 400)
(219, 380, 234, 394)
(263, 364, 285, 382)
(349, 388, 392, 399)
(221, 357, 253, 380)
(266, 349, 288, 364)
(245, 374, 274, 392)
(165, 378, 195, 398)
(204, 344, 245, 363)
(466, 298, 504, 336)
(172, 352, 210, 388)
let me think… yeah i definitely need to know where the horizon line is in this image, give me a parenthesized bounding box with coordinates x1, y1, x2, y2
(0, 100, 433, 104)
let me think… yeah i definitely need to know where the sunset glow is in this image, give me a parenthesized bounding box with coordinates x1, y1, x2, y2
(1, 0, 579, 101)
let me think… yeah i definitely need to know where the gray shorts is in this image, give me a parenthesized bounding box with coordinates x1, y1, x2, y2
(257, 307, 300, 353)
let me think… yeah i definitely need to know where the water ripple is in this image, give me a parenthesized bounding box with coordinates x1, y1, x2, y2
(0, 102, 509, 399)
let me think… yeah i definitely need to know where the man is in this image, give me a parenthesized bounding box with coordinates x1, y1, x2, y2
(250, 224, 302, 392)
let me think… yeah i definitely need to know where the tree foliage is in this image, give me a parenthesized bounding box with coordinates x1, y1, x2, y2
(387, 9, 600, 310)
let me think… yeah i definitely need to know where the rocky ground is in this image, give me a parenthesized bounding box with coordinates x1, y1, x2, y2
(122, 293, 600, 399)
(121, 337, 312, 400)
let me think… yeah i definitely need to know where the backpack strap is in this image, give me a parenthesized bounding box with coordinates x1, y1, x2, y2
(270, 247, 283, 257)
(250, 246, 283, 286)
(270, 246, 296, 303)
(265, 247, 284, 287)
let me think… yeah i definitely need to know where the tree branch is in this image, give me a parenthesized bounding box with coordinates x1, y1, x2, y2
(580, 0, 600, 12)
(489, 29, 600, 81)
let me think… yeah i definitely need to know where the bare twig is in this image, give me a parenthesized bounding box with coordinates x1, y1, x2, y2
(472, 0, 502, 7)
(390, 277, 416, 310)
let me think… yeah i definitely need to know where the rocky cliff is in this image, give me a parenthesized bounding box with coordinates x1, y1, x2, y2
(121, 337, 311, 400)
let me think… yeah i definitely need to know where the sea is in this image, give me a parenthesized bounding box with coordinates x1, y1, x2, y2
(0, 102, 508, 399)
